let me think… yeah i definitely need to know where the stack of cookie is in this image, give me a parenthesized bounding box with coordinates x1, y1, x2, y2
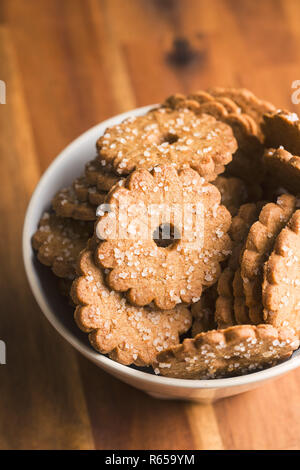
(32, 88, 300, 379)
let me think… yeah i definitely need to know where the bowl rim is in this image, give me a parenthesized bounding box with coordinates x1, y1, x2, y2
(22, 104, 300, 390)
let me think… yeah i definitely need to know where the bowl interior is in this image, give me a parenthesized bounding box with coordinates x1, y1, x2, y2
(23, 105, 300, 390)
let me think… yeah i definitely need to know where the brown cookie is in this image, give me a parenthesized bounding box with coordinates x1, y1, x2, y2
(71, 250, 192, 366)
(263, 147, 300, 196)
(241, 194, 296, 324)
(95, 164, 232, 310)
(233, 268, 251, 324)
(215, 267, 236, 329)
(165, 92, 265, 184)
(209, 87, 276, 132)
(73, 176, 107, 205)
(32, 212, 93, 279)
(166, 92, 260, 139)
(263, 110, 300, 155)
(52, 186, 100, 221)
(215, 203, 260, 328)
(153, 324, 299, 379)
(263, 210, 300, 335)
(72, 177, 90, 202)
(191, 286, 217, 336)
(96, 107, 237, 181)
(85, 158, 122, 192)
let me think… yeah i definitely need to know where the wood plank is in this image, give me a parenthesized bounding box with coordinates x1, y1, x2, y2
(0, 26, 94, 450)
(78, 356, 196, 450)
(215, 369, 300, 450)
(3, 0, 116, 170)
(185, 403, 224, 450)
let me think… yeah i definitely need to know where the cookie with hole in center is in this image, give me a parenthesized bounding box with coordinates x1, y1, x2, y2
(263, 210, 300, 335)
(96, 106, 237, 181)
(241, 194, 297, 324)
(32, 212, 93, 279)
(153, 324, 299, 379)
(71, 249, 192, 366)
(95, 164, 232, 310)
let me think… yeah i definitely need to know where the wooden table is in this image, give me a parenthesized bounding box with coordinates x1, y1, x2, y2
(1, 0, 300, 450)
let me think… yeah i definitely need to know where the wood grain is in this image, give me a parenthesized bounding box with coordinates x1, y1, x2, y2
(1, 0, 300, 450)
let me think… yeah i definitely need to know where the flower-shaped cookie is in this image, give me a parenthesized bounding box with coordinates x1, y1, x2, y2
(241, 194, 296, 324)
(263, 210, 300, 335)
(263, 110, 300, 155)
(95, 164, 232, 310)
(153, 324, 299, 379)
(32, 212, 93, 279)
(71, 250, 192, 366)
(263, 147, 300, 195)
(97, 107, 237, 181)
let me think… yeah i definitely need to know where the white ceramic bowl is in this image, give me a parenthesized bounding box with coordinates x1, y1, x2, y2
(23, 105, 300, 403)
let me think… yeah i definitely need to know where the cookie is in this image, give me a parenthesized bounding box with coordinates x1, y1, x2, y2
(263, 147, 300, 196)
(263, 110, 300, 155)
(191, 286, 217, 336)
(85, 158, 122, 192)
(164, 92, 265, 183)
(32, 212, 93, 279)
(71, 249, 192, 366)
(52, 186, 100, 221)
(215, 203, 260, 328)
(96, 107, 237, 181)
(153, 324, 299, 379)
(73, 176, 108, 205)
(262, 210, 300, 335)
(166, 92, 261, 140)
(233, 268, 251, 324)
(95, 164, 232, 310)
(241, 194, 296, 324)
(209, 87, 276, 132)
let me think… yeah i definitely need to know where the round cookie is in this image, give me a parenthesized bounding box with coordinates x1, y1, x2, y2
(32, 211, 93, 279)
(73, 176, 108, 206)
(262, 210, 300, 336)
(263, 110, 300, 155)
(52, 186, 101, 221)
(85, 158, 122, 192)
(233, 268, 251, 324)
(215, 267, 236, 329)
(95, 164, 232, 310)
(208, 87, 276, 132)
(241, 194, 296, 324)
(215, 203, 260, 328)
(153, 324, 299, 379)
(71, 249, 192, 366)
(263, 147, 300, 196)
(165, 91, 265, 184)
(96, 106, 237, 180)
